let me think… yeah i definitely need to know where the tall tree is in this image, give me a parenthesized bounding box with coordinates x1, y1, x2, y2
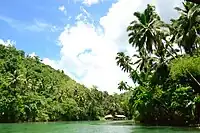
(171, 1, 200, 55)
(127, 4, 164, 54)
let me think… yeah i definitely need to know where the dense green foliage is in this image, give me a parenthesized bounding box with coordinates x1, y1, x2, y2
(1, 0, 199, 126)
(0, 44, 130, 123)
(116, 1, 200, 126)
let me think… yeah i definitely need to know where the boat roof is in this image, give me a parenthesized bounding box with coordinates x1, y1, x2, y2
(104, 114, 113, 118)
(115, 115, 126, 118)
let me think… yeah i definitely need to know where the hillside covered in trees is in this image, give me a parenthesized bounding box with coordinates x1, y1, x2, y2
(1, 0, 199, 127)
(116, 1, 200, 126)
(0, 44, 131, 123)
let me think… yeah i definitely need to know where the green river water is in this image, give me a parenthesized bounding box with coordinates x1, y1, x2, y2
(0, 121, 199, 133)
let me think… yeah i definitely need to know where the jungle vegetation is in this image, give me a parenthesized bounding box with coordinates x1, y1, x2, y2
(116, 1, 200, 126)
(0, 0, 199, 126)
(0, 44, 131, 123)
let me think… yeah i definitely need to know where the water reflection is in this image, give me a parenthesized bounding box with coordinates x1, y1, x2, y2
(0, 121, 199, 133)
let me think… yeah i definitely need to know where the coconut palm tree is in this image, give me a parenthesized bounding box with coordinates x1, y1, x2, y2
(127, 4, 171, 76)
(116, 52, 133, 73)
(171, 1, 200, 55)
(133, 49, 155, 73)
(127, 4, 165, 54)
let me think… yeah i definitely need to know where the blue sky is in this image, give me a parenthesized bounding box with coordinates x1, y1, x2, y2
(0, 0, 114, 60)
(0, 0, 183, 93)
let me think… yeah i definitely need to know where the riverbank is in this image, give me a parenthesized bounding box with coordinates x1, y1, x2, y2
(1, 119, 200, 128)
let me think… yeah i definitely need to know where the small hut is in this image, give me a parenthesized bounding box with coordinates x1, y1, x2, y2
(114, 115, 126, 120)
(104, 114, 113, 120)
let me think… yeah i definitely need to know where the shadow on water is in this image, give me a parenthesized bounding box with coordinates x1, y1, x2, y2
(105, 120, 200, 133)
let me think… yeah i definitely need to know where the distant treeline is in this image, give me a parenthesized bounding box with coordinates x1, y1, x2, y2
(0, 44, 131, 123)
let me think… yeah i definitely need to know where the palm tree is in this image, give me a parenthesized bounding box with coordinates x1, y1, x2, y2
(116, 52, 133, 73)
(127, 4, 171, 75)
(127, 4, 164, 54)
(133, 48, 155, 73)
(171, 1, 200, 55)
(118, 81, 130, 91)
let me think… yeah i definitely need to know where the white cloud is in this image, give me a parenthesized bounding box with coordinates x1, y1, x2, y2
(0, 39, 16, 46)
(68, 16, 72, 20)
(25, 19, 61, 32)
(58, 5, 67, 16)
(0, 15, 61, 32)
(75, 6, 94, 23)
(74, 0, 101, 6)
(43, 0, 183, 94)
(82, 0, 99, 6)
(43, 20, 131, 93)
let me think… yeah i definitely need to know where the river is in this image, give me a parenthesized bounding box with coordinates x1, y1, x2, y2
(0, 121, 199, 133)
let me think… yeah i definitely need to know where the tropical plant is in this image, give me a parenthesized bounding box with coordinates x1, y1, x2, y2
(116, 1, 200, 126)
